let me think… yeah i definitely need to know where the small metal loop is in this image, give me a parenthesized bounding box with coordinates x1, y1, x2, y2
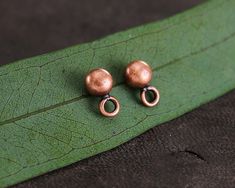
(140, 86, 160, 107)
(99, 96, 120, 117)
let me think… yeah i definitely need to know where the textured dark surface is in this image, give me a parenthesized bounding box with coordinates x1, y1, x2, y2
(1, 0, 234, 187)
(0, 0, 203, 65)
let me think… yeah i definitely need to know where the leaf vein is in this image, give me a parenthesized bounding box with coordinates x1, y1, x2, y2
(1, 29, 235, 127)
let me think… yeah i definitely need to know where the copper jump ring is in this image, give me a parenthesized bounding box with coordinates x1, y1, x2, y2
(141, 86, 160, 107)
(99, 95, 120, 117)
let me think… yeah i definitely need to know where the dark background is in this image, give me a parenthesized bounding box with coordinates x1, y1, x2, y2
(1, 0, 235, 187)
(1, 0, 204, 65)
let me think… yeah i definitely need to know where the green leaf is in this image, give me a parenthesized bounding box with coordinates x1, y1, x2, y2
(1, 0, 235, 186)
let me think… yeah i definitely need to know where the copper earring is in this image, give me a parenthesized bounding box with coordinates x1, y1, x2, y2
(85, 68, 120, 117)
(125, 60, 160, 107)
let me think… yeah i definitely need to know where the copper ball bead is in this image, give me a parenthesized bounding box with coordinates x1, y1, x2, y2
(125, 60, 153, 88)
(85, 68, 113, 96)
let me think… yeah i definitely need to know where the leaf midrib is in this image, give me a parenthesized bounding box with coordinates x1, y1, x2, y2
(2, 74, 234, 181)
(1, 29, 235, 127)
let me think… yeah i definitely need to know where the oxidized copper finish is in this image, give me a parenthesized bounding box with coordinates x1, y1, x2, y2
(85, 68, 120, 117)
(99, 96, 120, 117)
(141, 86, 160, 107)
(85, 68, 113, 96)
(125, 60, 152, 88)
(125, 60, 160, 107)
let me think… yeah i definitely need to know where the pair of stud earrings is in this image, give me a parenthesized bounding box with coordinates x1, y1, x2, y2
(85, 60, 160, 117)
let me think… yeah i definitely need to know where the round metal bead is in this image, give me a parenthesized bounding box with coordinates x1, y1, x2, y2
(125, 60, 153, 88)
(85, 68, 113, 96)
